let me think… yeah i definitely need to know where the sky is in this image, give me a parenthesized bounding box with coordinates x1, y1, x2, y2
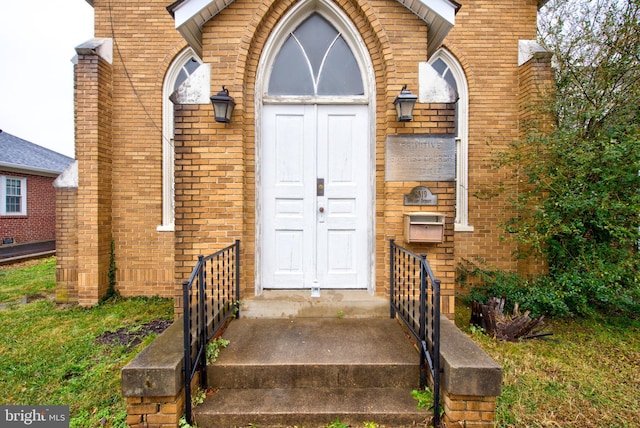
(0, 1, 94, 158)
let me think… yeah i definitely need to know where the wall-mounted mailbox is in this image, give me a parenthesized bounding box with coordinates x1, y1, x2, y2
(404, 212, 445, 243)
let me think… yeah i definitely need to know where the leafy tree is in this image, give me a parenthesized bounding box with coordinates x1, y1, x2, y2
(466, 0, 640, 317)
(539, 0, 640, 134)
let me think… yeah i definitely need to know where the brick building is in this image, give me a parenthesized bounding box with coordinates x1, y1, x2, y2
(57, 0, 553, 314)
(0, 130, 73, 247)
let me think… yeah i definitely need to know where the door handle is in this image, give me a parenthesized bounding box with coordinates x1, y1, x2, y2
(318, 205, 326, 223)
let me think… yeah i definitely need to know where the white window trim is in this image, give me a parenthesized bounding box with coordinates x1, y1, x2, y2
(430, 48, 473, 232)
(1, 176, 27, 216)
(159, 48, 202, 232)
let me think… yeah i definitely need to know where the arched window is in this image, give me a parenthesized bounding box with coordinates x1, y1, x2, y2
(430, 49, 473, 231)
(268, 13, 364, 96)
(259, 0, 372, 105)
(159, 49, 202, 231)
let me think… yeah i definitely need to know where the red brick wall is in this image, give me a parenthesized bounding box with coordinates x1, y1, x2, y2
(0, 170, 57, 244)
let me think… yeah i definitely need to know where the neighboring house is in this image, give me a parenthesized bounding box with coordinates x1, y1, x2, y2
(0, 130, 74, 246)
(57, 0, 553, 313)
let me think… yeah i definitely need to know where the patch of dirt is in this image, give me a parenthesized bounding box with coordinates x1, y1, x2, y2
(95, 319, 172, 351)
(0, 292, 56, 310)
(25, 292, 53, 303)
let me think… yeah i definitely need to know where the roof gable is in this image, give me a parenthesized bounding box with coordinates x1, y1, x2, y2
(0, 130, 74, 176)
(167, 0, 461, 58)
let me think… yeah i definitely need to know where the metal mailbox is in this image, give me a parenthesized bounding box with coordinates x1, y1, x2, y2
(404, 212, 445, 243)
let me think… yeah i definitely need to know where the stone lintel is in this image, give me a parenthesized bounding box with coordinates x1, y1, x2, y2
(121, 318, 184, 397)
(518, 40, 552, 66)
(53, 160, 78, 189)
(439, 314, 502, 397)
(75, 38, 113, 64)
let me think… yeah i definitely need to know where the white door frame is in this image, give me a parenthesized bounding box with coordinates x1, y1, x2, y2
(254, 0, 376, 295)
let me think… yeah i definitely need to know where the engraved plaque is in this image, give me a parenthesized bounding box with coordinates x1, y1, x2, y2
(404, 186, 437, 206)
(385, 134, 456, 181)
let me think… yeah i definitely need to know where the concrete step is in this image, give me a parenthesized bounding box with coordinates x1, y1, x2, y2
(196, 318, 425, 427)
(193, 387, 430, 427)
(208, 318, 419, 389)
(239, 290, 389, 318)
(209, 362, 417, 389)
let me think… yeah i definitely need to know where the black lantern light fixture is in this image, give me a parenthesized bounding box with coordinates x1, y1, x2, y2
(393, 85, 418, 122)
(210, 86, 235, 123)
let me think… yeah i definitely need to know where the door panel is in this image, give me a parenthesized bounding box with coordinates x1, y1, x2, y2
(262, 104, 368, 289)
(263, 106, 315, 288)
(317, 105, 368, 288)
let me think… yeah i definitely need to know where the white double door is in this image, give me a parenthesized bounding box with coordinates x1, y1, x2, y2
(262, 104, 369, 290)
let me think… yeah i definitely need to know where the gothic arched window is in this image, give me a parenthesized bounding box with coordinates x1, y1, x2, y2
(268, 13, 364, 97)
(430, 49, 472, 231)
(159, 49, 202, 231)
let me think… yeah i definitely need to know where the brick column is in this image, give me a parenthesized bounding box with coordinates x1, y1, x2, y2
(518, 43, 554, 130)
(517, 42, 554, 276)
(74, 39, 114, 306)
(54, 162, 79, 303)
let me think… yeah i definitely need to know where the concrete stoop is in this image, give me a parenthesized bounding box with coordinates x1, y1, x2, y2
(193, 318, 429, 428)
(239, 290, 390, 319)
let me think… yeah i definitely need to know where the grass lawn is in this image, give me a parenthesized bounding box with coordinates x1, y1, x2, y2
(0, 257, 174, 428)
(456, 302, 640, 428)
(1, 258, 638, 427)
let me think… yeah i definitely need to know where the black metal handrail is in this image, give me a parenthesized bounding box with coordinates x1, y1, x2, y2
(183, 240, 240, 425)
(389, 239, 441, 426)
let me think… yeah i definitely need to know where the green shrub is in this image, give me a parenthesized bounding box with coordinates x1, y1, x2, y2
(458, 259, 570, 318)
(475, 0, 640, 320)
(458, 258, 640, 318)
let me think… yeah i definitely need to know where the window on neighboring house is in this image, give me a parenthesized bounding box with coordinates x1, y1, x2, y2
(1, 176, 27, 216)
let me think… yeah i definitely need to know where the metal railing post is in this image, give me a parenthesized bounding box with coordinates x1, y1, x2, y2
(182, 280, 192, 425)
(235, 240, 241, 318)
(433, 278, 441, 427)
(419, 254, 427, 389)
(390, 239, 396, 318)
(197, 255, 207, 389)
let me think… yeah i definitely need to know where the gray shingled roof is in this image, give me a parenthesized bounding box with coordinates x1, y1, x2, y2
(0, 130, 74, 175)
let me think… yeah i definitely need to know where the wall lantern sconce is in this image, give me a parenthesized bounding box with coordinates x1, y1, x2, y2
(210, 86, 236, 123)
(393, 85, 418, 122)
